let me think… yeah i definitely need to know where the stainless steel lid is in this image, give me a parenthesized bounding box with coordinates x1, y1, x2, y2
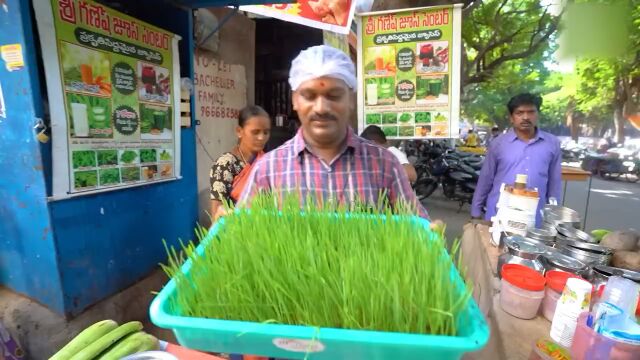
(543, 251, 588, 272)
(556, 224, 596, 243)
(543, 205, 581, 221)
(505, 236, 545, 258)
(561, 240, 614, 255)
(593, 265, 640, 283)
(527, 227, 558, 239)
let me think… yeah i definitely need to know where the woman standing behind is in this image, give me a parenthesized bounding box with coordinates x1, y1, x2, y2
(210, 105, 271, 221)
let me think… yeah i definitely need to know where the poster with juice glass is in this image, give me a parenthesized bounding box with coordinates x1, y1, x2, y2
(48, 0, 178, 193)
(358, 6, 462, 139)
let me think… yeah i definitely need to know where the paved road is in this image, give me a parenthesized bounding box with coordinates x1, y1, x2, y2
(421, 191, 473, 242)
(563, 176, 640, 232)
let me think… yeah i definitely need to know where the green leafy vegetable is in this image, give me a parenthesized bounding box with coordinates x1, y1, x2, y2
(72, 150, 96, 169)
(415, 112, 431, 123)
(120, 150, 138, 164)
(140, 149, 157, 163)
(399, 113, 412, 123)
(434, 113, 447, 122)
(99, 168, 120, 185)
(162, 192, 471, 337)
(121, 167, 140, 182)
(97, 150, 118, 166)
(366, 113, 381, 125)
(74, 170, 97, 188)
(382, 113, 398, 124)
(381, 126, 398, 137)
(159, 150, 172, 161)
(64, 67, 82, 82)
(399, 126, 415, 136)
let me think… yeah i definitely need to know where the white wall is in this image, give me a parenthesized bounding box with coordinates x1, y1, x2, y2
(194, 9, 256, 226)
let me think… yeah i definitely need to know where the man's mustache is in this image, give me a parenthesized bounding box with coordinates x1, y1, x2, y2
(310, 113, 338, 122)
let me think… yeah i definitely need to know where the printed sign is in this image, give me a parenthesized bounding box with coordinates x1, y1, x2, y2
(358, 6, 462, 139)
(1, 44, 24, 71)
(194, 50, 247, 122)
(241, 0, 356, 35)
(0, 82, 5, 118)
(47, 0, 178, 193)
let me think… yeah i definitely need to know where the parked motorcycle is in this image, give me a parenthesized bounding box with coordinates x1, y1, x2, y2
(581, 148, 639, 182)
(561, 141, 587, 163)
(439, 157, 480, 209)
(414, 151, 481, 210)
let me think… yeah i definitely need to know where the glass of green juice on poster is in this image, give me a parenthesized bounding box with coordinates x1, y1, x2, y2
(428, 78, 443, 97)
(379, 78, 393, 100)
(416, 78, 428, 98)
(153, 111, 166, 131)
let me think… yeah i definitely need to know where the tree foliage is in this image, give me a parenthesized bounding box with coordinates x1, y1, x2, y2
(460, 0, 560, 127)
(461, 0, 560, 86)
(541, 0, 639, 141)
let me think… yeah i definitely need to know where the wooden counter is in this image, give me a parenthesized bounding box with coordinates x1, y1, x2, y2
(461, 223, 552, 360)
(562, 166, 591, 182)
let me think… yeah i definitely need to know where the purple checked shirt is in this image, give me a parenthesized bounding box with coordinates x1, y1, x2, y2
(471, 128, 562, 225)
(239, 127, 429, 219)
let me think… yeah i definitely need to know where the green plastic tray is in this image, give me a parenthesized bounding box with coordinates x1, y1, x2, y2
(150, 217, 489, 359)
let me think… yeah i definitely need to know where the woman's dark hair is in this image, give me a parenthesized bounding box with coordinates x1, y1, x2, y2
(238, 105, 270, 127)
(507, 93, 542, 114)
(360, 125, 387, 144)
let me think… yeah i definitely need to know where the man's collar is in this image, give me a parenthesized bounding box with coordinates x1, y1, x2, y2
(508, 128, 545, 143)
(293, 126, 359, 156)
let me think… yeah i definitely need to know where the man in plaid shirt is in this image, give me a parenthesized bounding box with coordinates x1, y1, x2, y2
(239, 45, 429, 220)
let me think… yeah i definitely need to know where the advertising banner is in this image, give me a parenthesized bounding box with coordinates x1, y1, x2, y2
(36, 0, 181, 196)
(241, 0, 356, 35)
(358, 5, 462, 139)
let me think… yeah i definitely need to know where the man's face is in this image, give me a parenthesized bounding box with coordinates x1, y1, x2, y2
(510, 104, 538, 132)
(292, 76, 354, 145)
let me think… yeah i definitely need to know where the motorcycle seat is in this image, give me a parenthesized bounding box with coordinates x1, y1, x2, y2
(450, 171, 473, 181)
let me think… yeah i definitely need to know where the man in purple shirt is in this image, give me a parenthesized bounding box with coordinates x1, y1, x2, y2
(471, 93, 562, 225)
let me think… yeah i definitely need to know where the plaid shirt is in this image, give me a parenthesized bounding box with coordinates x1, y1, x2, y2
(239, 128, 429, 219)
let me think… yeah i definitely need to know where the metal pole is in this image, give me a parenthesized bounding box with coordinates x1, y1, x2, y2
(562, 180, 568, 206)
(583, 175, 593, 230)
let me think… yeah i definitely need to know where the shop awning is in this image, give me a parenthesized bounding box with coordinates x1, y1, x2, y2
(173, 0, 295, 8)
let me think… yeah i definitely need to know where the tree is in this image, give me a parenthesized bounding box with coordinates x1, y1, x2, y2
(461, 0, 560, 87)
(462, 55, 551, 127)
(458, 0, 560, 126)
(548, 0, 639, 143)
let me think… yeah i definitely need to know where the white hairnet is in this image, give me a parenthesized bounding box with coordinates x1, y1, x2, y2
(289, 45, 356, 91)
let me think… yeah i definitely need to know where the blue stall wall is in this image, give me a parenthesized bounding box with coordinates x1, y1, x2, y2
(44, 1, 198, 316)
(0, 0, 65, 312)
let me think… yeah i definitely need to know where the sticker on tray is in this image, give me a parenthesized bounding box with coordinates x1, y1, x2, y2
(272, 338, 325, 353)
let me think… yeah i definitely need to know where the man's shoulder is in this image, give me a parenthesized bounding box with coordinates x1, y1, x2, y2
(357, 138, 397, 161)
(262, 138, 297, 159)
(540, 130, 559, 140)
(251, 139, 297, 174)
(540, 130, 561, 147)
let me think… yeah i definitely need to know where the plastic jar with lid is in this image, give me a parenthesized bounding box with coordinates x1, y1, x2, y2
(541, 271, 583, 322)
(500, 264, 546, 319)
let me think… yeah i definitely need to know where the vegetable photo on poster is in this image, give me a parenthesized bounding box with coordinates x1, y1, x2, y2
(60, 42, 111, 97)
